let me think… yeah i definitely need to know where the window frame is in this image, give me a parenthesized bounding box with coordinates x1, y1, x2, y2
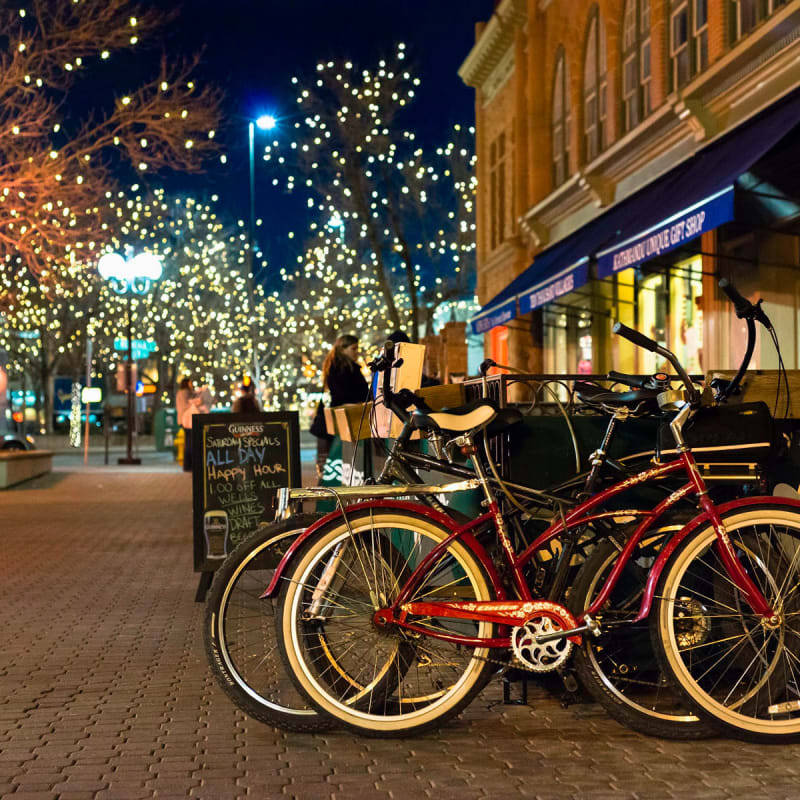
(551, 49, 570, 187)
(583, 7, 608, 163)
(621, 0, 652, 133)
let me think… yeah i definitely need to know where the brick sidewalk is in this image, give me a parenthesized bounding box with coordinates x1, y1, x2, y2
(2, 466, 800, 799)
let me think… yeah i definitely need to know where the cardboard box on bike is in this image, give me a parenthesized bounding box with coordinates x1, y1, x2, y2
(334, 383, 466, 442)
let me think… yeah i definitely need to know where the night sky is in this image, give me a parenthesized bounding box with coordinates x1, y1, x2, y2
(168, 0, 495, 269)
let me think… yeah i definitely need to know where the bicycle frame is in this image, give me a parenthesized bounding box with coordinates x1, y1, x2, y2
(266, 444, 782, 651)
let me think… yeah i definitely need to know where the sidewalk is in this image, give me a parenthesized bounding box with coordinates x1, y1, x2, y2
(1, 462, 799, 799)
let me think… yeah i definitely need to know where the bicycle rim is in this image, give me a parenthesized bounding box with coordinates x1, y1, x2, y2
(569, 536, 712, 737)
(278, 510, 495, 735)
(655, 507, 800, 740)
(208, 518, 325, 726)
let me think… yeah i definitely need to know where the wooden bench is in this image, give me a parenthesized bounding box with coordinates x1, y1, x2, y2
(0, 450, 53, 488)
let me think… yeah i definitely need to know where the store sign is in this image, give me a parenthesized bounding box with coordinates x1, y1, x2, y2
(596, 187, 735, 278)
(470, 298, 517, 335)
(519, 261, 590, 314)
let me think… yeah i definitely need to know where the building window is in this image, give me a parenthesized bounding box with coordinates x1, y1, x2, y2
(552, 51, 571, 187)
(489, 132, 507, 250)
(670, 0, 708, 89)
(583, 10, 608, 162)
(622, 0, 652, 133)
(732, 0, 786, 41)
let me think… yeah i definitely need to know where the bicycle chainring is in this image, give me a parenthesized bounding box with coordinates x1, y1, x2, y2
(510, 612, 575, 673)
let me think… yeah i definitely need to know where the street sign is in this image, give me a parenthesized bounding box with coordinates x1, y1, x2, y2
(114, 338, 157, 360)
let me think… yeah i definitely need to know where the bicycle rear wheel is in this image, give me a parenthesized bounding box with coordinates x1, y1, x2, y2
(568, 537, 714, 738)
(653, 505, 800, 742)
(205, 514, 334, 732)
(277, 508, 496, 737)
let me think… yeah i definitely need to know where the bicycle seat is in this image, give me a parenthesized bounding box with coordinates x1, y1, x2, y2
(575, 381, 660, 412)
(485, 406, 523, 436)
(411, 399, 498, 434)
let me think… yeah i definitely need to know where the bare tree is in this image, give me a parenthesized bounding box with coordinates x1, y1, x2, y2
(0, 0, 221, 297)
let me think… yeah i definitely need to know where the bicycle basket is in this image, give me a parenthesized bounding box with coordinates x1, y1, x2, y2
(657, 401, 774, 464)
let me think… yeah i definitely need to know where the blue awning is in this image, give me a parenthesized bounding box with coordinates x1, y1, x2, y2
(519, 260, 590, 314)
(470, 87, 800, 335)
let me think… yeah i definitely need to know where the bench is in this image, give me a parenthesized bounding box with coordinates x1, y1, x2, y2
(0, 450, 53, 488)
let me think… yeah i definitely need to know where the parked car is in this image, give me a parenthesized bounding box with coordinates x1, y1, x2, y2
(1, 432, 35, 451)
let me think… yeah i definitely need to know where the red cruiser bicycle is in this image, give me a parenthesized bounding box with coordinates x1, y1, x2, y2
(270, 287, 800, 741)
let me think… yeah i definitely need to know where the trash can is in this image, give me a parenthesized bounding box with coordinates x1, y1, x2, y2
(154, 408, 178, 452)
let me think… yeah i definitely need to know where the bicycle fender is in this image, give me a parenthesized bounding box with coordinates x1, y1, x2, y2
(635, 495, 800, 621)
(260, 498, 502, 599)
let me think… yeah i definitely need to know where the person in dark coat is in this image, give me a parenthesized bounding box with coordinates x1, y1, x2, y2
(314, 334, 371, 479)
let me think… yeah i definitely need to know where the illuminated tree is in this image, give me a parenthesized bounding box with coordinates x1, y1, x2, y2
(1, 189, 264, 430)
(96, 189, 260, 411)
(260, 222, 396, 408)
(0, 0, 221, 296)
(262, 44, 476, 339)
(0, 262, 99, 430)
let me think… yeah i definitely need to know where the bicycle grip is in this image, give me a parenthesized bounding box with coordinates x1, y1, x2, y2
(606, 370, 645, 388)
(718, 278, 751, 316)
(612, 322, 659, 352)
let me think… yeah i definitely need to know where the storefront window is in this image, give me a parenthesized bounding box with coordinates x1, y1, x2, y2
(637, 257, 703, 375)
(670, 256, 704, 376)
(638, 272, 668, 373)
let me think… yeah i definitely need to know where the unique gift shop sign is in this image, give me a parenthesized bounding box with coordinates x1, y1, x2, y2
(192, 412, 300, 573)
(596, 186, 734, 278)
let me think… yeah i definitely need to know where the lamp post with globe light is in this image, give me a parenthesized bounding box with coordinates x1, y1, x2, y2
(98, 251, 162, 465)
(245, 114, 276, 395)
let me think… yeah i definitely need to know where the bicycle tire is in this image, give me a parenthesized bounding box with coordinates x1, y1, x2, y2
(568, 537, 715, 738)
(277, 508, 497, 737)
(652, 504, 800, 742)
(204, 513, 335, 732)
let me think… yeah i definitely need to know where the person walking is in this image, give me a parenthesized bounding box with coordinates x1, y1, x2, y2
(175, 377, 194, 472)
(313, 334, 371, 479)
(181, 385, 212, 472)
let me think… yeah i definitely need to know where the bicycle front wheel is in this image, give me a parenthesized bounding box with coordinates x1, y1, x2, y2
(277, 509, 496, 737)
(205, 513, 334, 732)
(653, 505, 800, 742)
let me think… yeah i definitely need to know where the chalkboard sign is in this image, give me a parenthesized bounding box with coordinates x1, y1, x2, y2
(192, 411, 301, 573)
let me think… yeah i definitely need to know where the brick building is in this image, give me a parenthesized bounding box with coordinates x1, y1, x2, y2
(461, 0, 800, 378)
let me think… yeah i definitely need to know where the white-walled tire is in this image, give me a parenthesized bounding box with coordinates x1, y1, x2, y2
(205, 514, 335, 732)
(652, 505, 800, 742)
(276, 509, 496, 737)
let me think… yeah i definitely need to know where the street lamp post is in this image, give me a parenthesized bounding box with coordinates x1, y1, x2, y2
(98, 251, 163, 466)
(246, 114, 276, 393)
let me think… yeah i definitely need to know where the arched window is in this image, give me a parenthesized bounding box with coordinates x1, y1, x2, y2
(622, 0, 651, 132)
(583, 9, 608, 162)
(552, 50, 571, 186)
(670, 0, 708, 90)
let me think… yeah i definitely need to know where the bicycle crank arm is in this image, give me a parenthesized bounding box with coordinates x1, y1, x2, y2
(533, 614, 601, 644)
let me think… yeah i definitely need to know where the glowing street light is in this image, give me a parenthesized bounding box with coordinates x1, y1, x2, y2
(256, 114, 276, 131)
(246, 112, 278, 393)
(98, 250, 163, 465)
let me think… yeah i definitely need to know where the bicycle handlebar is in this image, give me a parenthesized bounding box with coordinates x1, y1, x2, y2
(606, 370, 646, 389)
(612, 322, 659, 353)
(612, 322, 701, 406)
(718, 278, 751, 318)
